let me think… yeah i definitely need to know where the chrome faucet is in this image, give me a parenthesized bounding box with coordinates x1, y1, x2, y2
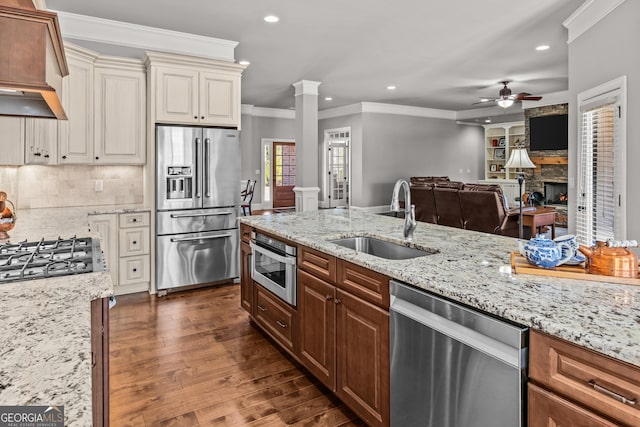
(390, 179, 417, 240)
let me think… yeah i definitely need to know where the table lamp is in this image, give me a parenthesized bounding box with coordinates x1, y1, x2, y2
(505, 145, 536, 239)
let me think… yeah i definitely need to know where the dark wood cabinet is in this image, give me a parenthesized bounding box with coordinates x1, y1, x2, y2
(529, 383, 619, 427)
(253, 285, 297, 354)
(91, 297, 109, 427)
(298, 269, 336, 390)
(529, 330, 640, 427)
(240, 241, 252, 312)
(336, 289, 389, 427)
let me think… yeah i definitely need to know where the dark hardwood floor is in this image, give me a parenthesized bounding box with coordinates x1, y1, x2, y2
(109, 285, 365, 426)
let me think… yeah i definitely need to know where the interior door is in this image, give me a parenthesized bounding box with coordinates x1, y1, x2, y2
(328, 141, 349, 207)
(272, 142, 296, 208)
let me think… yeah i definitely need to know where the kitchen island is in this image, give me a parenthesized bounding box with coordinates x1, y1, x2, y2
(0, 206, 144, 426)
(239, 208, 640, 367)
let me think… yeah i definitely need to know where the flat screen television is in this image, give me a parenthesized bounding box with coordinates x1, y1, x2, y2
(529, 114, 568, 151)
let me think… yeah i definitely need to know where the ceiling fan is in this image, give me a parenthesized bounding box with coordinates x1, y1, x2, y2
(475, 81, 542, 108)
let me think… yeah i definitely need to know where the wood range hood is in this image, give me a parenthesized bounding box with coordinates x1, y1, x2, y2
(0, 0, 68, 119)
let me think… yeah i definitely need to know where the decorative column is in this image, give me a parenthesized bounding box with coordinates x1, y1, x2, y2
(292, 80, 321, 212)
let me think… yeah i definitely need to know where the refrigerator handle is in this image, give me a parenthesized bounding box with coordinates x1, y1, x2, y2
(195, 137, 201, 198)
(204, 138, 211, 197)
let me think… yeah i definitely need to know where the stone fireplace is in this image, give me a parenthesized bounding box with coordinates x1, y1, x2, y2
(524, 103, 569, 227)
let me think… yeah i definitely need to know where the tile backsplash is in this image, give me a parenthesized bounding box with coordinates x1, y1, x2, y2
(0, 165, 144, 209)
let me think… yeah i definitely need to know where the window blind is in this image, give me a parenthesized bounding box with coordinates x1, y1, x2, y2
(576, 102, 619, 245)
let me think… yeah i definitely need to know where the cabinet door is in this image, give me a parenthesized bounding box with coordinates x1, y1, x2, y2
(240, 241, 252, 312)
(254, 285, 297, 354)
(59, 55, 94, 164)
(94, 67, 146, 164)
(298, 269, 336, 390)
(25, 118, 57, 165)
(88, 214, 118, 287)
(118, 255, 150, 286)
(336, 289, 389, 427)
(199, 71, 240, 126)
(91, 297, 109, 427)
(155, 67, 199, 124)
(529, 383, 619, 427)
(0, 116, 24, 165)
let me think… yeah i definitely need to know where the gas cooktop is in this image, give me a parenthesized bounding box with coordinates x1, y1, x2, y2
(0, 236, 105, 284)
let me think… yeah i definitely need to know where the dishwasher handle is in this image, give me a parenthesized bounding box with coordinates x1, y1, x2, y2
(390, 296, 526, 370)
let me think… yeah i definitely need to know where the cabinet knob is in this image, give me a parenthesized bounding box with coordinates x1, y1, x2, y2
(201, 116, 205, 119)
(95, 156, 99, 160)
(62, 155, 67, 159)
(276, 320, 287, 329)
(326, 295, 333, 301)
(194, 116, 198, 119)
(334, 298, 341, 305)
(34, 152, 41, 156)
(44, 154, 49, 158)
(132, 268, 137, 272)
(132, 218, 138, 222)
(132, 241, 137, 245)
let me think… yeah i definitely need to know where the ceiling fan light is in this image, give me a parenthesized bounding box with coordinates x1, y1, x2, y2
(497, 98, 514, 109)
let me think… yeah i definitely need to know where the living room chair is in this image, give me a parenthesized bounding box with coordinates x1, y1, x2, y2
(241, 180, 256, 216)
(458, 184, 520, 237)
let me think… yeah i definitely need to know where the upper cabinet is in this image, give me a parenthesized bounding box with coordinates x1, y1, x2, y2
(145, 51, 245, 129)
(25, 118, 58, 165)
(0, 117, 24, 166)
(58, 45, 96, 164)
(94, 58, 146, 164)
(59, 44, 146, 165)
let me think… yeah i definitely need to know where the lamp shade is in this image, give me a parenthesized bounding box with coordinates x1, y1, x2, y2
(505, 147, 536, 169)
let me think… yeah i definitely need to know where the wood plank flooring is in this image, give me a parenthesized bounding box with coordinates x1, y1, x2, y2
(109, 284, 365, 426)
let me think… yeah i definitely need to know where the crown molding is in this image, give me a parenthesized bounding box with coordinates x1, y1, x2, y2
(318, 103, 364, 120)
(52, 11, 237, 61)
(292, 80, 322, 96)
(521, 91, 569, 109)
(241, 105, 295, 119)
(563, 0, 626, 44)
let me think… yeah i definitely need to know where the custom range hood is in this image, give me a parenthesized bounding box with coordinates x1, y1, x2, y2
(0, 0, 68, 119)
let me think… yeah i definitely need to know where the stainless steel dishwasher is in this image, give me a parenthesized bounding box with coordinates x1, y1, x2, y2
(390, 280, 528, 427)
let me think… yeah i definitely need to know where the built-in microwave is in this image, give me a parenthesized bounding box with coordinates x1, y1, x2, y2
(250, 232, 297, 306)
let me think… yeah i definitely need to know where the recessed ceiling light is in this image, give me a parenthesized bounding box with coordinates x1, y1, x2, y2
(264, 15, 279, 23)
(324, 97, 333, 101)
(536, 45, 550, 51)
(480, 98, 489, 102)
(386, 85, 396, 90)
(485, 119, 491, 123)
(239, 60, 250, 66)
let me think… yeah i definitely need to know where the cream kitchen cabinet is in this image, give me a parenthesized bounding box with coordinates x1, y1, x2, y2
(0, 116, 24, 165)
(89, 210, 150, 295)
(25, 118, 57, 165)
(59, 44, 146, 165)
(154, 66, 240, 127)
(94, 58, 146, 164)
(58, 44, 96, 164)
(145, 51, 245, 128)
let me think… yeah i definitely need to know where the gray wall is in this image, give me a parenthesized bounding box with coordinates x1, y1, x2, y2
(240, 113, 295, 203)
(360, 113, 484, 206)
(568, 0, 640, 239)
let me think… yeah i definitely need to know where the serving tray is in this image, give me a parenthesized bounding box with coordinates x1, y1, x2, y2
(510, 252, 640, 286)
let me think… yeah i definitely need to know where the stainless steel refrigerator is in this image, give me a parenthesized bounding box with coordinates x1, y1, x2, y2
(156, 125, 240, 291)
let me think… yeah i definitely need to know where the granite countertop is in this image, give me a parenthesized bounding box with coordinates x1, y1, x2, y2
(0, 206, 119, 426)
(240, 209, 640, 368)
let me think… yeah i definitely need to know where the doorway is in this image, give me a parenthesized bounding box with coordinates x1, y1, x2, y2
(324, 128, 350, 208)
(272, 141, 296, 208)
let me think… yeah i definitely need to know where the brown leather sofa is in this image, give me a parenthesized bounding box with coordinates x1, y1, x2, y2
(409, 177, 520, 237)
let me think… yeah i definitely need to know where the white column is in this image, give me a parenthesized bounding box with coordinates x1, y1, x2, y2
(292, 80, 321, 211)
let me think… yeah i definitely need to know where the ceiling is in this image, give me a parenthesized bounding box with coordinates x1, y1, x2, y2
(46, 0, 585, 113)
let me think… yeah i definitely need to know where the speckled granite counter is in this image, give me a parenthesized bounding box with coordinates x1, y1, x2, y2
(0, 205, 136, 425)
(240, 209, 640, 367)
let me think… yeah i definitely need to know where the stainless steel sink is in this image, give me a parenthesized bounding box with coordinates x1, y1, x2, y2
(329, 237, 436, 260)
